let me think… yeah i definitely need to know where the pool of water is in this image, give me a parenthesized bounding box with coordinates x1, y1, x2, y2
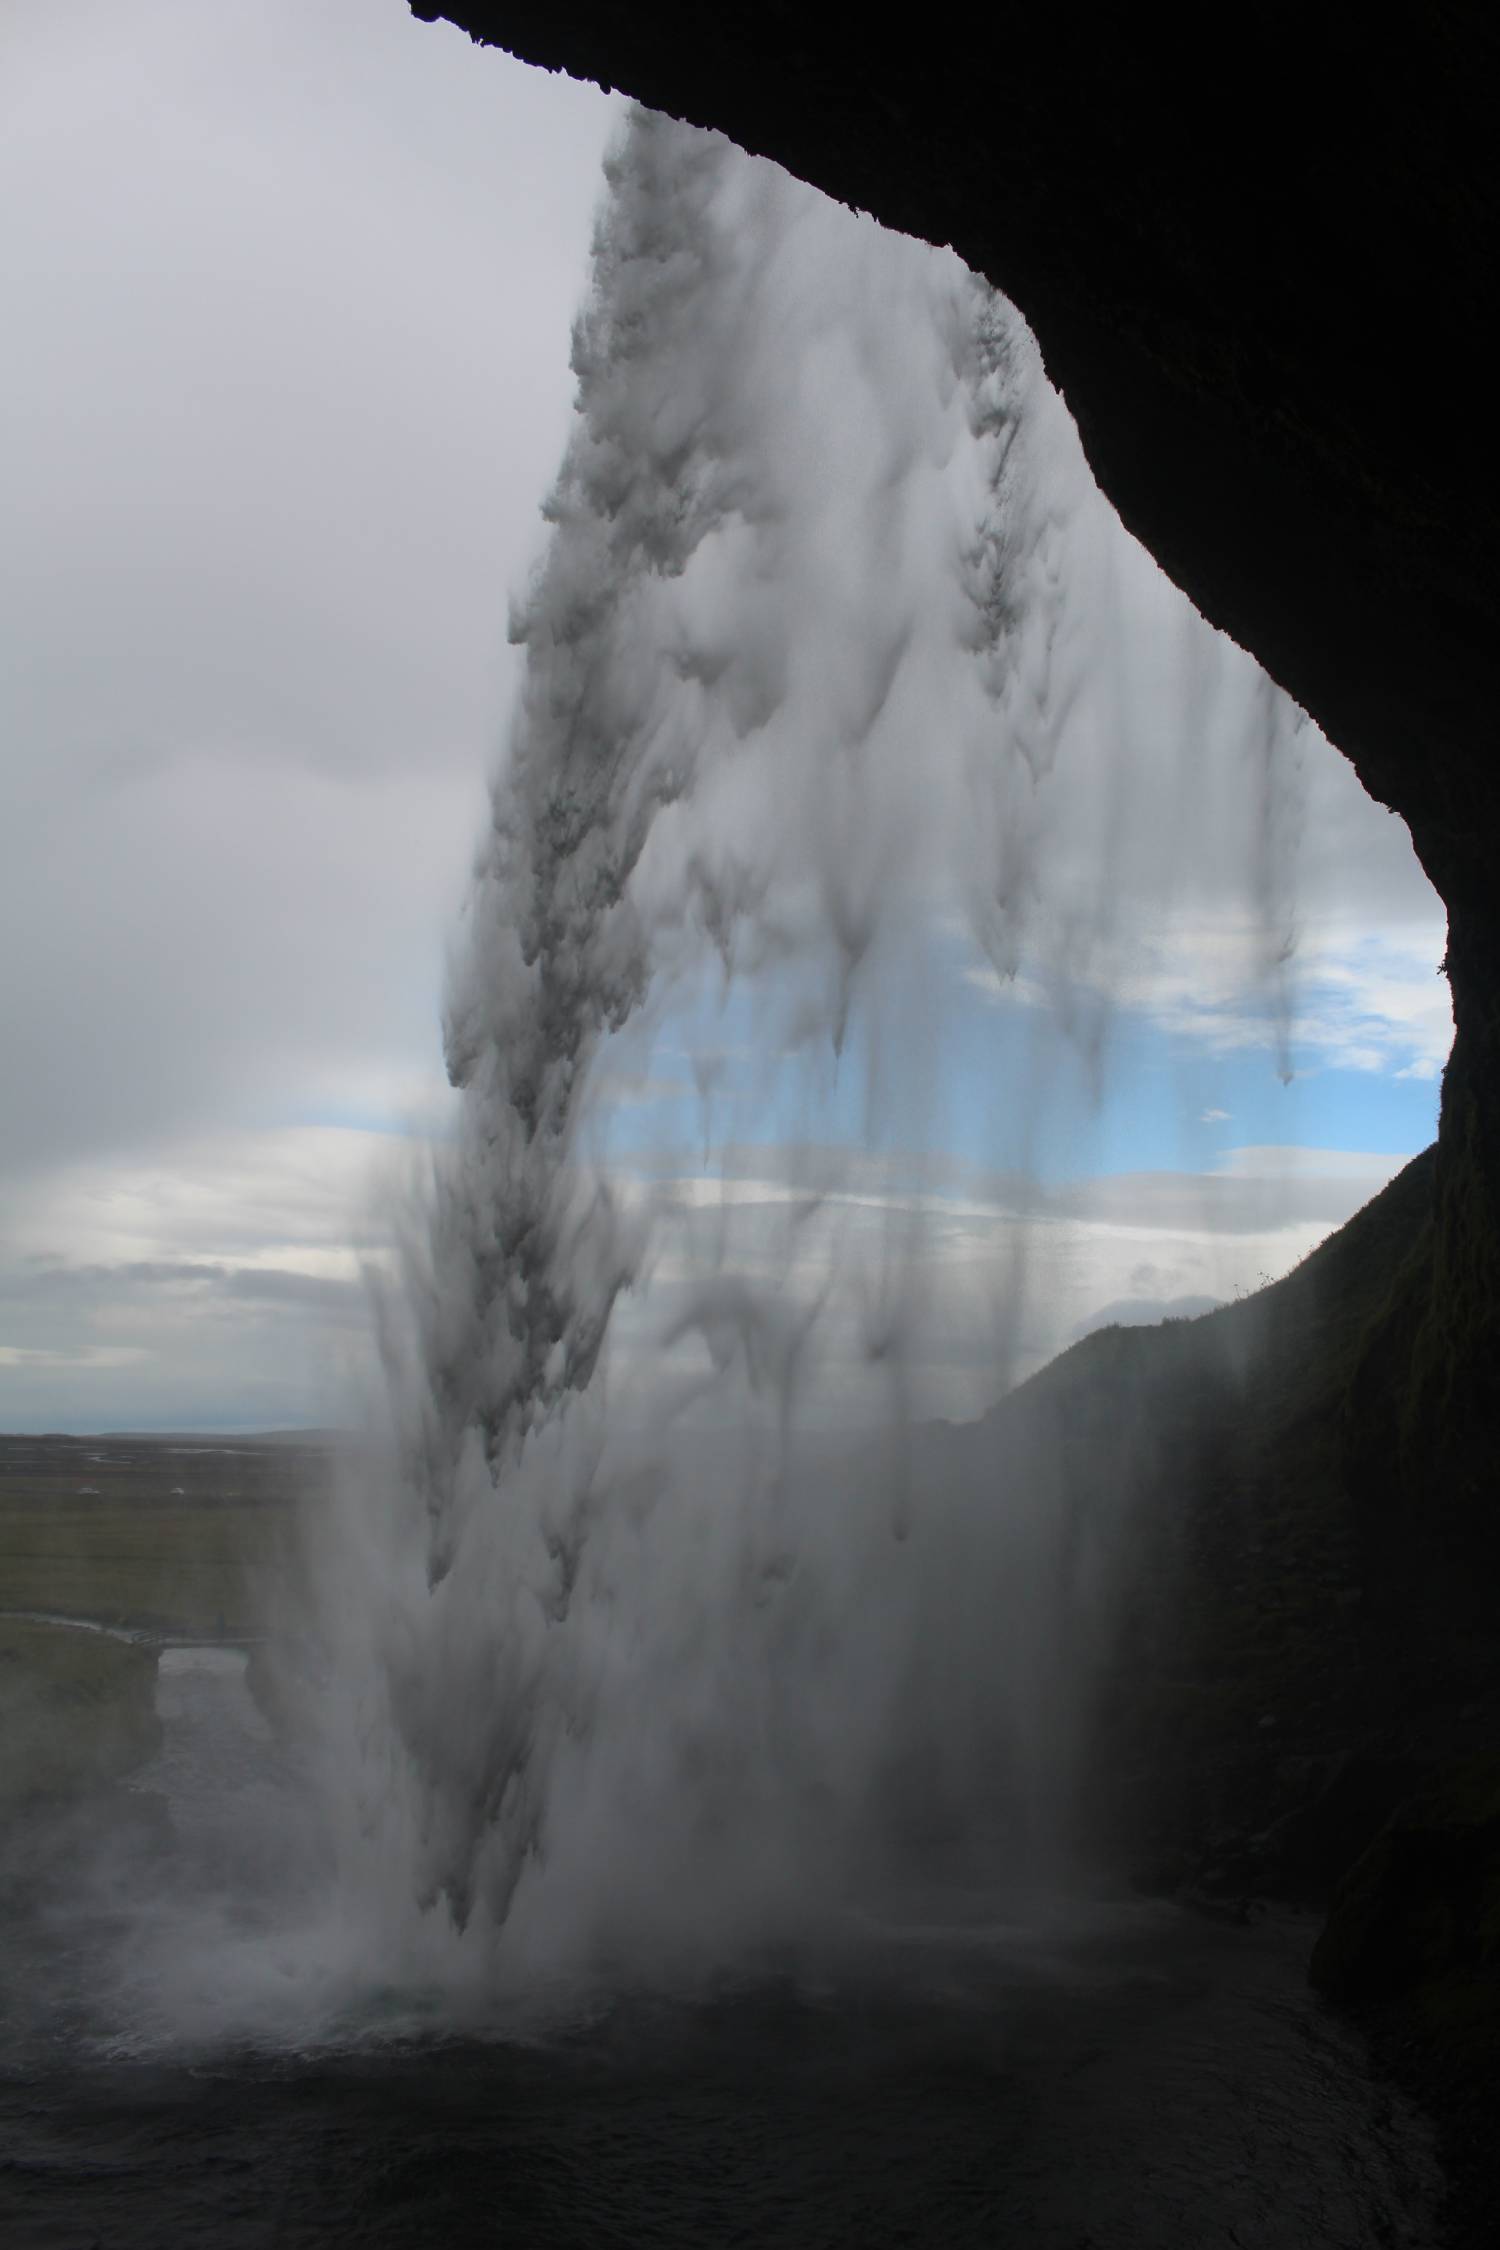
(0, 1648, 1445, 2248)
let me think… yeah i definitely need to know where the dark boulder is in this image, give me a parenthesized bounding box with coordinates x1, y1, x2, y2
(1310, 1753, 1500, 2007)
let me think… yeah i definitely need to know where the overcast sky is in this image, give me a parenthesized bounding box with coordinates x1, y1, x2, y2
(0, 0, 1450, 1430)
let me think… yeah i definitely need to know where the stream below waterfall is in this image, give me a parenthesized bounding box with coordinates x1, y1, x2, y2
(0, 1645, 1445, 2248)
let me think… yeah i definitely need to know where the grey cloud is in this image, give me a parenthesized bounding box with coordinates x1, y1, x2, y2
(6, 1261, 230, 1295)
(0, 0, 614, 1183)
(630, 1140, 1036, 1205)
(220, 1268, 362, 1315)
(1040, 1167, 1396, 1237)
(629, 1139, 1407, 1239)
(1, 1258, 360, 1318)
(0, 1241, 369, 1433)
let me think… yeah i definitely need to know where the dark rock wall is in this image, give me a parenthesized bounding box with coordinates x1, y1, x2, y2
(411, 4, 1499, 1618)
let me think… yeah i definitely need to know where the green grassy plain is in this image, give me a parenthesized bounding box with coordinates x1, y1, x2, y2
(0, 1432, 320, 1638)
(0, 1432, 328, 1806)
(0, 1616, 160, 1805)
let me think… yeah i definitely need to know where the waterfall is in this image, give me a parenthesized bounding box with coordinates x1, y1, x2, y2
(289, 108, 1304, 1999)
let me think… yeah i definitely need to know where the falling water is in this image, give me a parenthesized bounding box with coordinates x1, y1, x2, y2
(277, 110, 1307, 2009)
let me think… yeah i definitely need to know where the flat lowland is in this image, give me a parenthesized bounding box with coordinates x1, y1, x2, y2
(0, 1616, 161, 1807)
(0, 1431, 332, 1640)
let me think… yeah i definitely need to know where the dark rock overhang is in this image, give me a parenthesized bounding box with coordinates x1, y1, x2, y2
(411, 4, 1497, 927)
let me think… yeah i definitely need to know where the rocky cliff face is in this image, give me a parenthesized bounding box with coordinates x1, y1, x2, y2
(414, 0, 1500, 1672)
